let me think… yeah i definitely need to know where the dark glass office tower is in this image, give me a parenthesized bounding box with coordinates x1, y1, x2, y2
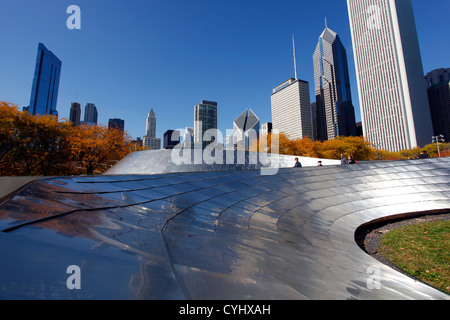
(163, 130, 180, 149)
(69, 102, 81, 126)
(29, 43, 62, 117)
(108, 118, 125, 133)
(194, 100, 218, 149)
(425, 68, 450, 139)
(313, 25, 356, 141)
(84, 103, 98, 125)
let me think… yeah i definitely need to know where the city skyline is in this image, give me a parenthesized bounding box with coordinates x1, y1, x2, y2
(0, 0, 449, 144)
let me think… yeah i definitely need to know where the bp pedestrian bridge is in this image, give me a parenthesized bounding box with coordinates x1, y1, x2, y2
(0, 150, 449, 300)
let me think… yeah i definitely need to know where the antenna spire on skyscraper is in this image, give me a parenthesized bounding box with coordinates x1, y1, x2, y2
(292, 34, 298, 80)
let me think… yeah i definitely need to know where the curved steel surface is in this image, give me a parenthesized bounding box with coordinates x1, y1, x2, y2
(0, 158, 449, 300)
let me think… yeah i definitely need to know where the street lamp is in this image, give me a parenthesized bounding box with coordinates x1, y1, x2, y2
(372, 142, 383, 160)
(432, 135, 445, 157)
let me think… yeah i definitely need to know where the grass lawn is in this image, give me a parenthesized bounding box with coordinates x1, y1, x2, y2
(378, 220, 450, 295)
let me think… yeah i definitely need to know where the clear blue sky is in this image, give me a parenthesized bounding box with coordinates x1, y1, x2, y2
(1, 0, 449, 140)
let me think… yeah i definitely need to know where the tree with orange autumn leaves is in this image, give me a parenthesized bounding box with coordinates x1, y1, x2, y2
(249, 132, 376, 160)
(70, 123, 136, 175)
(0, 101, 141, 176)
(250, 132, 449, 161)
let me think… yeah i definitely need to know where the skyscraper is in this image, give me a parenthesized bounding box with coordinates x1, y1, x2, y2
(143, 108, 161, 150)
(29, 43, 62, 117)
(84, 103, 98, 125)
(182, 127, 194, 149)
(347, 0, 433, 151)
(146, 108, 156, 138)
(313, 23, 356, 141)
(271, 36, 313, 141)
(108, 118, 125, 133)
(69, 102, 81, 126)
(163, 130, 180, 149)
(271, 78, 313, 140)
(233, 109, 260, 150)
(194, 100, 218, 149)
(261, 122, 272, 136)
(425, 68, 450, 140)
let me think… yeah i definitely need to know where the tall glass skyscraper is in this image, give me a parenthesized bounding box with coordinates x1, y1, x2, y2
(425, 68, 450, 139)
(313, 24, 356, 141)
(29, 43, 62, 117)
(108, 118, 125, 133)
(194, 100, 218, 149)
(84, 103, 98, 125)
(69, 102, 81, 126)
(347, 0, 433, 151)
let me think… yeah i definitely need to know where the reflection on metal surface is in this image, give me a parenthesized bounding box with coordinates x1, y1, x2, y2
(105, 149, 340, 175)
(0, 156, 449, 299)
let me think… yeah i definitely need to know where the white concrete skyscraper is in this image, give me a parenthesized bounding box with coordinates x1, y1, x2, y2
(347, 0, 433, 151)
(146, 108, 156, 138)
(271, 78, 313, 141)
(271, 36, 313, 141)
(143, 108, 161, 150)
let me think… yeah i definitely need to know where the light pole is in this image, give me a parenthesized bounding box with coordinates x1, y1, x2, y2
(432, 135, 445, 157)
(372, 143, 382, 160)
